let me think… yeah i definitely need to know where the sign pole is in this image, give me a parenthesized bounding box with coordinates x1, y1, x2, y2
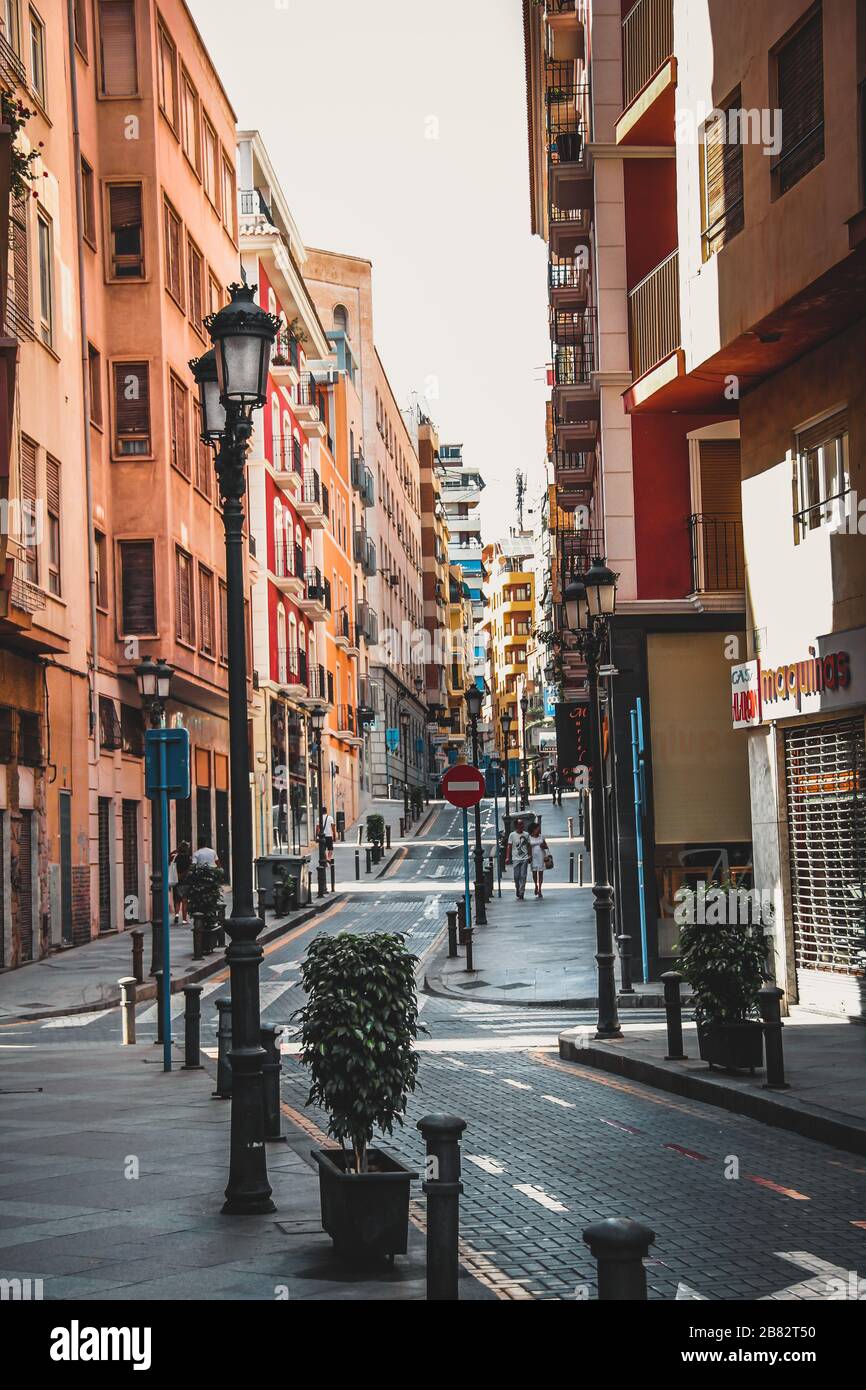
(159, 736, 172, 1073)
(462, 807, 472, 932)
(493, 781, 502, 897)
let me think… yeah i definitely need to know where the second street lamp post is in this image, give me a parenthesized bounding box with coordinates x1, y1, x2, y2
(190, 282, 279, 1215)
(520, 692, 530, 812)
(401, 709, 410, 829)
(310, 707, 327, 898)
(464, 685, 487, 925)
(501, 708, 513, 834)
(565, 559, 622, 1040)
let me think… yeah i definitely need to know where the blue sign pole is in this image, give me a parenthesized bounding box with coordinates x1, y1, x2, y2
(159, 737, 172, 1072)
(461, 807, 472, 930)
(631, 700, 649, 985)
(493, 782, 502, 897)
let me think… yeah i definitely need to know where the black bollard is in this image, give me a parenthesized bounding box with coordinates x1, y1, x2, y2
(329, 861, 335, 894)
(131, 929, 144, 985)
(758, 984, 789, 1090)
(456, 897, 470, 944)
(465, 926, 474, 973)
(213, 997, 232, 1099)
(192, 916, 205, 961)
(569, 852, 574, 883)
(417, 1114, 467, 1301)
(618, 933, 635, 994)
(386, 825, 391, 850)
(256, 887, 268, 922)
(583, 1218, 655, 1300)
(399, 817, 405, 838)
(661, 971, 687, 1060)
(154, 969, 164, 1045)
(365, 846, 372, 874)
(484, 859, 494, 901)
(354, 849, 360, 881)
(182, 985, 203, 1070)
(578, 852, 584, 886)
(260, 1025, 285, 1139)
(446, 908, 458, 959)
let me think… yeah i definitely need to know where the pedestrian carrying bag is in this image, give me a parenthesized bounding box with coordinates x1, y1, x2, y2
(168, 857, 179, 887)
(544, 851, 554, 870)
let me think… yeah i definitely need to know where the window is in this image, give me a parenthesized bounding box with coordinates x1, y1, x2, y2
(174, 546, 194, 645)
(793, 409, 849, 541)
(20, 434, 37, 583)
(73, 0, 87, 57)
(220, 153, 235, 239)
(202, 114, 219, 208)
(80, 158, 96, 246)
(98, 0, 137, 96)
(187, 237, 203, 333)
(88, 343, 102, 425)
(193, 401, 211, 499)
(119, 539, 156, 634)
(120, 704, 144, 756)
(29, 7, 45, 105)
(198, 564, 214, 656)
(169, 372, 189, 478)
(773, 6, 824, 196)
(700, 90, 745, 259)
(156, 20, 177, 130)
(36, 211, 52, 346)
(3, 0, 21, 54)
(218, 579, 228, 663)
(19, 710, 42, 765)
(207, 270, 221, 318)
(180, 68, 199, 172)
(112, 361, 150, 455)
(163, 196, 183, 306)
(46, 454, 60, 595)
(107, 183, 143, 278)
(94, 529, 108, 608)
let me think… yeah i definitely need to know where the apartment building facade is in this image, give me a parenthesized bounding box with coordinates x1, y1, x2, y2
(303, 250, 427, 806)
(1, 0, 244, 966)
(483, 536, 536, 782)
(524, 0, 752, 979)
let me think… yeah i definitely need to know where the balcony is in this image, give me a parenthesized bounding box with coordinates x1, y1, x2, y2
(354, 527, 376, 576)
(351, 452, 376, 507)
(276, 646, 308, 694)
(298, 467, 326, 528)
(617, 0, 675, 146)
(335, 610, 359, 656)
(548, 202, 592, 259)
(544, 1, 585, 63)
(546, 85, 593, 212)
(270, 328, 300, 384)
(295, 373, 326, 438)
(557, 527, 606, 587)
(300, 662, 330, 707)
(272, 432, 303, 497)
(334, 706, 362, 744)
(688, 515, 745, 598)
(628, 248, 681, 391)
(273, 557, 304, 601)
(551, 310, 599, 421)
(549, 256, 589, 310)
(298, 567, 330, 620)
(356, 601, 379, 646)
(239, 187, 276, 224)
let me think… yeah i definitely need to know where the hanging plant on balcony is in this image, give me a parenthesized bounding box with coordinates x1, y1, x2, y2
(287, 315, 308, 345)
(1, 90, 42, 200)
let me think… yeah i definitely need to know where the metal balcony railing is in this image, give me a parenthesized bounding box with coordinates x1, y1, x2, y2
(271, 328, 299, 371)
(552, 449, 594, 479)
(552, 312, 597, 385)
(557, 527, 606, 587)
(272, 433, 303, 475)
(335, 706, 356, 737)
(302, 467, 321, 507)
(549, 258, 585, 293)
(622, 0, 674, 109)
(238, 188, 275, 222)
(356, 602, 379, 645)
(337, 610, 358, 647)
(688, 515, 745, 594)
(297, 373, 319, 409)
(628, 249, 680, 381)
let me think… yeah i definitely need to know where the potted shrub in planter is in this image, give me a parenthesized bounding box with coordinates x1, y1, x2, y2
(187, 864, 224, 952)
(676, 881, 768, 1073)
(366, 812, 385, 863)
(295, 931, 420, 1262)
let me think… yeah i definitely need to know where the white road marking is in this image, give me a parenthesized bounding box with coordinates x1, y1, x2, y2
(466, 1155, 508, 1175)
(676, 1282, 709, 1300)
(513, 1183, 569, 1214)
(269, 961, 300, 975)
(41, 1010, 113, 1029)
(542, 1094, 575, 1109)
(503, 1078, 532, 1091)
(762, 1252, 859, 1300)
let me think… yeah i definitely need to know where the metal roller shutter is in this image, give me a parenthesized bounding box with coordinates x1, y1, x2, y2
(784, 717, 866, 1015)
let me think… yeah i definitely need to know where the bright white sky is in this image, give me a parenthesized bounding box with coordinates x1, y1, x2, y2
(188, 0, 551, 541)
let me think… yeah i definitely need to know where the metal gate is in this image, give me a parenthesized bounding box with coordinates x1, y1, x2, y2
(122, 800, 139, 923)
(784, 718, 866, 1015)
(59, 791, 73, 945)
(97, 797, 112, 934)
(17, 811, 33, 962)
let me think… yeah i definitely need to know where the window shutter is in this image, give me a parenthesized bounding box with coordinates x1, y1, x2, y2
(170, 376, 189, 476)
(777, 8, 824, 190)
(120, 541, 155, 634)
(46, 455, 60, 513)
(702, 95, 744, 254)
(199, 567, 214, 654)
(175, 549, 193, 644)
(698, 439, 742, 515)
(113, 361, 150, 451)
(9, 196, 33, 336)
(20, 435, 37, 503)
(796, 408, 847, 452)
(109, 183, 141, 231)
(99, 0, 138, 96)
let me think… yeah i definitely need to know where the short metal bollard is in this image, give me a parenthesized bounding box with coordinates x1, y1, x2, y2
(417, 1114, 467, 1301)
(569, 852, 574, 883)
(399, 817, 405, 838)
(192, 916, 205, 961)
(260, 1024, 285, 1139)
(465, 926, 474, 973)
(256, 887, 268, 922)
(213, 997, 232, 1099)
(354, 849, 360, 881)
(759, 984, 789, 1090)
(131, 930, 144, 985)
(119, 976, 137, 1045)
(154, 969, 165, 1045)
(456, 897, 470, 944)
(329, 861, 335, 893)
(182, 985, 203, 1070)
(386, 825, 392, 850)
(578, 852, 584, 886)
(365, 846, 372, 874)
(583, 1218, 655, 1300)
(618, 933, 635, 994)
(484, 859, 494, 901)
(661, 971, 687, 1059)
(568, 816, 574, 839)
(446, 908, 458, 959)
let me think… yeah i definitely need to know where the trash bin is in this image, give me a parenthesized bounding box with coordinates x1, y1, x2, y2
(335, 810, 346, 842)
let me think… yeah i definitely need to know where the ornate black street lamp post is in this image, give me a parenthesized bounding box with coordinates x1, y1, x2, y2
(564, 558, 622, 1040)
(190, 283, 278, 1215)
(135, 656, 173, 976)
(400, 708, 410, 828)
(520, 692, 530, 811)
(500, 708, 513, 835)
(464, 684, 487, 926)
(310, 706, 327, 897)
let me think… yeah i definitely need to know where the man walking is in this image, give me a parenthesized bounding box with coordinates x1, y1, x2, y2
(505, 816, 530, 900)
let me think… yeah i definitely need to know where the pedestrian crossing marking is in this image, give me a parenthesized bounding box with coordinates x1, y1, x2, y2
(503, 1078, 532, 1091)
(513, 1183, 568, 1214)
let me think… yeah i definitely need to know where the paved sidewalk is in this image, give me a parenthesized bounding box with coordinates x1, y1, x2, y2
(0, 1045, 492, 1300)
(560, 1008, 866, 1156)
(0, 897, 337, 1025)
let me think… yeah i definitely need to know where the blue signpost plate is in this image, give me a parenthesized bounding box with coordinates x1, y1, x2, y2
(145, 728, 191, 801)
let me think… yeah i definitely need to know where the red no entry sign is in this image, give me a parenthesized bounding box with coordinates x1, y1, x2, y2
(441, 764, 486, 808)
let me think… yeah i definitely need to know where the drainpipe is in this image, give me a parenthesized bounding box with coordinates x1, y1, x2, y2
(66, 0, 99, 760)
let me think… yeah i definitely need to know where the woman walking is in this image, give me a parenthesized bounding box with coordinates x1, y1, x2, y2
(528, 820, 551, 899)
(169, 840, 192, 924)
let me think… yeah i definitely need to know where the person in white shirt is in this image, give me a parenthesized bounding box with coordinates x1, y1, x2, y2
(320, 807, 335, 863)
(192, 845, 219, 869)
(505, 817, 530, 900)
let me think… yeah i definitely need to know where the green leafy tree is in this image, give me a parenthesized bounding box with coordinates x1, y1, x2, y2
(295, 931, 420, 1173)
(676, 881, 768, 1026)
(366, 813, 385, 845)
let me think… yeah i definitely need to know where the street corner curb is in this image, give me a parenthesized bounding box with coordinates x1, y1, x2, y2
(375, 846, 404, 878)
(413, 807, 436, 837)
(558, 1034, 866, 1159)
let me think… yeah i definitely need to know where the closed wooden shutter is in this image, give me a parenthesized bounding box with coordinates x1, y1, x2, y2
(8, 196, 33, 337)
(163, 200, 183, 304)
(170, 374, 189, 477)
(699, 439, 741, 515)
(120, 540, 155, 634)
(175, 548, 194, 645)
(702, 93, 744, 255)
(20, 435, 38, 580)
(113, 361, 150, 454)
(19, 434, 36, 504)
(776, 7, 824, 192)
(122, 800, 139, 921)
(188, 241, 203, 331)
(198, 565, 214, 654)
(797, 408, 847, 452)
(99, 0, 137, 96)
(46, 454, 60, 513)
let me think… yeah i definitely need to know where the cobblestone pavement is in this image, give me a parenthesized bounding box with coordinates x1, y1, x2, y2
(7, 798, 866, 1302)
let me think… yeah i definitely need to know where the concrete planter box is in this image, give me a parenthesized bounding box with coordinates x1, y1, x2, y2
(312, 1147, 418, 1263)
(697, 1020, 763, 1074)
